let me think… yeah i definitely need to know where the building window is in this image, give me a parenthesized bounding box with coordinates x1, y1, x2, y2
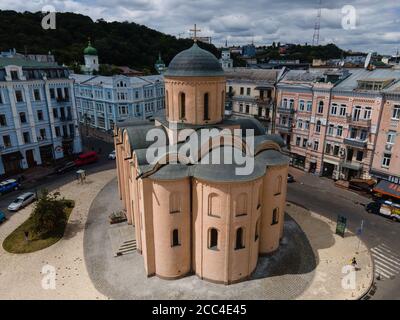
(305, 120, 310, 130)
(296, 136, 301, 146)
(339, 104, 347, 116)
(53, 108, 58, 118)
(235, 228, 245, 250)
(282, 98, 288, 108)
(255, 219, 260, 241)
(274, 176, 282, 195)
(297, 119, 303, 129)
(245, 105, 250, 113)
(240, 87, 244, 95)
(272, 208, 279, 225)
(235, 193, 247, 216)
(299, 100, 305, 111)
(289, 99, 294, 108)
(0, 114, 7, 126)
(23, 132, 30, 144)
(165, 90, 169, 117)
(11, 70, 19, 80)
(208, 193, 221, 217)
(37, 110, 44, 121)
(179, 92, 186, 120)
(34, 89, 41, 101)
(3, 135, 11, 147)
(317, 101, 324, 114)
(169, 193, 181, 214)
(392, 105, 400, 120)
(364, 107, 372, 119)
(15, 90, 23, 102)
(356, 150, 364, 161)
(55, 126, 61, 137)
(0, 93, 3, 104)
(325, 143, 332, 154)
(172, 229, 180, 247)
(314, 141, 319, 151)
(246, 88, 251, 95)
(382, 153, 391, 167)
(39, 128, 46, 140)
(19, 112, 27, 123)
(204, 93, 209, 120)
(333, 145, 340, 156)
(387, 131, 396, 144)
(208, 228, 218, 250)
(50, 88, 55, 99)
(330, 103, 337, 115)
(328, 124, 334, 135)
(315, 120, 321, 133)
(337, 126, 343, 137)
(221, 90, 225, 117)
(306, 101, 312, 112)
(302, 138, 308, 148)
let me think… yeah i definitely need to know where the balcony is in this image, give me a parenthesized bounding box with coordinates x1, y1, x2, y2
(340, 160, 363, 171)
(346, 115, 371, 128)
(56, 97, 70, 103)
(255, 96, 272, 106)
(276, 122, 293, 133)
(344, 138, 368, 149)
(277, 106, 295, 114)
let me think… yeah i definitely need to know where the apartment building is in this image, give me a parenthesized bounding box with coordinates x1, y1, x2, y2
(276, 68, 400, 181)
(0, 56, 82, 176)
(72, 74, 165, 132)
(225, 68, 283, 132)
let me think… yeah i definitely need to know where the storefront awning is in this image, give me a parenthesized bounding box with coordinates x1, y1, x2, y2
(373, 180, 400, 200)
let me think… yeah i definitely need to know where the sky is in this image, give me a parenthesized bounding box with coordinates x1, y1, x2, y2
(1, 0, 400, 55)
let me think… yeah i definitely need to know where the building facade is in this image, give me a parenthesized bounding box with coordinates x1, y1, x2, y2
(276, 68, 400, 181)
(219, 48, 233, 69)
(72, 74, 165, 132)
(114, 43, 289, 285)
(0, 56, 82, 176)
(225, 68, 283, 132)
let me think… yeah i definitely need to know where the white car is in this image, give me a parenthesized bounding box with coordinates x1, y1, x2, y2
(108, 150, 116, 160)
(8, 192, 36, 212)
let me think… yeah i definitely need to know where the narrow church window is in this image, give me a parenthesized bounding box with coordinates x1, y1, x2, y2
(208, 193, 221, 217)
(235, 193, 247, 216)
(180, 92, 186, 119)
(235, 227, 245, 250)
(272, 208, 279, 225)
(204, 93, 210, 120)
(208, 228, 218, 250)
(170, 192, 181, 213)
(274, 176, 282, 196)
(165, 90, 169, 117)
(172, 229, 180, 247)
(255, 219, 260, 241)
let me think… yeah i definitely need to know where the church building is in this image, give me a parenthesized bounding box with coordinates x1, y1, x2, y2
(114, 41, 289, 285)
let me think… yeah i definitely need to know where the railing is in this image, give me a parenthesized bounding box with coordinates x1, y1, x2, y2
(339, 160, 363, 171)
(276, 122, 293, 133)
(277, 106, 295, 114)
(346, 115, 371, 127)
(343, 138, 368, 149)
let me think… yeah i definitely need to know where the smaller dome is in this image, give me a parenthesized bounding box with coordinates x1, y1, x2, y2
(84, 41, 98, 56)
(165, 43, 224, 77)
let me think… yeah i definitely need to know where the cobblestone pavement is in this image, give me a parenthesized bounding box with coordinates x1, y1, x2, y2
(84, 178, 373, 300)
(0, 170, 116, 300)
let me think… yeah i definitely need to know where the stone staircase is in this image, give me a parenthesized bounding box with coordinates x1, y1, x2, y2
(115, 239, 137, 257)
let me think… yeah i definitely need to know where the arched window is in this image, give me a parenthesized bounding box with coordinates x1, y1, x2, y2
(208, 228, 218, 250)
(221, 90, 225, 117)
(274, 176, 282, 195)
(235, 227, 245, 250)
(235, 193, 247, 216)
(179, 92, 186, 120)
(208, 193, 221, 217)
(169, 192, 181, 213)
(165, 90, 169, 117)
(255, 219, 260, 241)
(272, 208, 279, 225)
(316, 120, 321, 133)
(318, 101, 324, 114)
(172, 229, 180, 247)
(204, 93, 210, 120)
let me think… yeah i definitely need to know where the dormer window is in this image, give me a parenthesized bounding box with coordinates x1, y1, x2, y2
(11, 70, 19, 80)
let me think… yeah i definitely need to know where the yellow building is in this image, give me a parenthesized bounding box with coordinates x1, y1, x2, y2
(114, 43, 289, 285)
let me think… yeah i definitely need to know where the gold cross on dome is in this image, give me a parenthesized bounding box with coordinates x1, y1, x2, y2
(190, 24, 201, 42)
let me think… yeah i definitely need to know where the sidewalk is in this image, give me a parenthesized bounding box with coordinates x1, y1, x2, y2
(287, 202, 374, 300)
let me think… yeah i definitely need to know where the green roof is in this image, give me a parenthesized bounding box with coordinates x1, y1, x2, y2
(84, 41, 98, 56)
(0, 57, 59, 68)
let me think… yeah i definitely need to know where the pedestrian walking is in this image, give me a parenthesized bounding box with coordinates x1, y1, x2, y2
(351, 257, 358, 270)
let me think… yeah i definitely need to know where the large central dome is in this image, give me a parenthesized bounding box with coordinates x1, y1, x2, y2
(165, 43, 224, 77)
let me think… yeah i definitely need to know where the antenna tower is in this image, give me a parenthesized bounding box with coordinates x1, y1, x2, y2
(312, 0, 322, 46)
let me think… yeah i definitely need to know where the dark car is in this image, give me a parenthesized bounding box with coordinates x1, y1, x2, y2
(366, 201, 381, 214)
(287, 173, 295, 183)
(0, 211, 6, 224)
(55, 161, 77, 174)
(0, 179, 21, 195)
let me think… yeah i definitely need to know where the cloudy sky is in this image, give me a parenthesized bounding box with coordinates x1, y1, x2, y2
(2, 0, 400, 54)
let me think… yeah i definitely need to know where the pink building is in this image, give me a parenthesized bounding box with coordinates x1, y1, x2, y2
(276, 68, 400, 181)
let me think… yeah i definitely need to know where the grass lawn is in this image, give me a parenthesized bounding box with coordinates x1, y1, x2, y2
(2, 201, 75, 254)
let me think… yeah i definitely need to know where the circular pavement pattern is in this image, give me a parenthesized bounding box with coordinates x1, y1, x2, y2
(83, 178, 316, 300)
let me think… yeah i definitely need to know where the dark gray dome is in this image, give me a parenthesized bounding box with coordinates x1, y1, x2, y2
(165, 43, 224, 77)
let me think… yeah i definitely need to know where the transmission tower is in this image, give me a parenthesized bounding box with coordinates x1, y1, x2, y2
(312, 0, 322, 46)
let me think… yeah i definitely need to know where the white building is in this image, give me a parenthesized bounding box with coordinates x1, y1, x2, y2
(72, 74, 165, 131)
(219, 48, 233, 69)
(81, 41, 99, 75)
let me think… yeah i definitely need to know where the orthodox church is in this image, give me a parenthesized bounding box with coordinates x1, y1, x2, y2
(81, 40, 99, 75)
(114, 41, 289, 285)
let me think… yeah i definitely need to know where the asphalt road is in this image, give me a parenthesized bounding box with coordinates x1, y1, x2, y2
(287, 173, 400, 300)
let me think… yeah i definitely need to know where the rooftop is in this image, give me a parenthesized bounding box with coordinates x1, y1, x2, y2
(0, 57, 60, 68)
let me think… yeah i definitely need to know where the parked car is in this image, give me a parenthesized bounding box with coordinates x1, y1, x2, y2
(7, 192, 36, 212)
(287, 173, 295, 183)
(108, 150, 116, 160)
(74, 151, 99, 167)
(0, 211, 6, 223)
(0, 179, 21, 195)
(366, 200, 400, 222)
(365, 201, 381, 214)
(54, 161, 77, 174)
(349, 178, 376, 194)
